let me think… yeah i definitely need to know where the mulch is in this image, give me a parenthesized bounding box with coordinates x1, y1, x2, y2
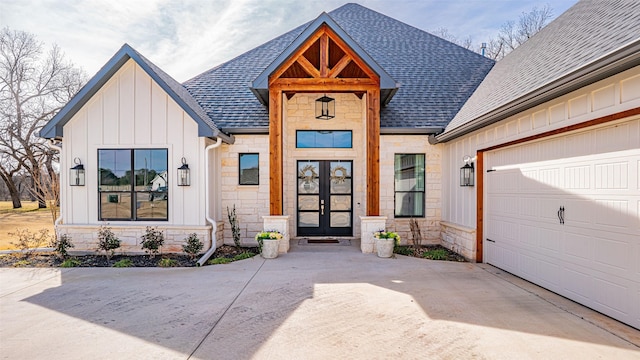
(394, 244, 467, 262)
(0, 245, 258, 268)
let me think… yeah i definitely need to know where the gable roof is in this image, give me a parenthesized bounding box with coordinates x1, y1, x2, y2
(184, 3, 494, 132)
(250, 12, 399, 106)
(39, 44, 233, 143)
(438, 0, 640, 142)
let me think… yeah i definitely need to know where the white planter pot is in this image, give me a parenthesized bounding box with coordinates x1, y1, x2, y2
(261, 239, 280, 259)
(376, 238, 395, 258)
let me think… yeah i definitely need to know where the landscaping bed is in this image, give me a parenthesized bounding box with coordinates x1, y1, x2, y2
(0, 245, 259, 268)
(393, 244, 466, 262)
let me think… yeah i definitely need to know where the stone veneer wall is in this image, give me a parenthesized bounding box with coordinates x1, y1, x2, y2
(57, 224, 211, 254)
(379, 135, 442, 246)
(440, 221, 476, 262)
(219, 135, 270, 246)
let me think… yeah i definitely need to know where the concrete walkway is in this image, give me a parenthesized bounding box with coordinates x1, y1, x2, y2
(1, 242, 639, 359)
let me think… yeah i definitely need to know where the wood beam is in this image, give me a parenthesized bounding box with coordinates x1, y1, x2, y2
(319, 34, 329, 77)
(328, 55, 351, 78)
(296, 57, 320, 78)
(366, 89, 380, 216)
(324, 26, 379, 81)
(269, 30, 325, 84)
(269, 89, 283, 215)
(271, 77, 378, 88)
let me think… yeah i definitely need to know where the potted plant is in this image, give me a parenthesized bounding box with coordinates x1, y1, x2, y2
(255, 230, 283, 259)
(374, 230, 400, 258)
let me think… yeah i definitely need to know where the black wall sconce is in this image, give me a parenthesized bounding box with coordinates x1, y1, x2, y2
(460, 155, 474, 187)
(178, 157, 190, 186)
(315, 94, 335, 120)
(70, 157, 85, 186)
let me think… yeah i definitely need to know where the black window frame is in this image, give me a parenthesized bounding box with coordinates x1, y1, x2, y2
(98, 148, 168, 221)
(393, 153, 426, 218)
(296, 130, 353, 148)
(239, 153, 259, 185)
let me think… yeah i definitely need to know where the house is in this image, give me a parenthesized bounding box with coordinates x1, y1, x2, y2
(40, 1, 640, 329)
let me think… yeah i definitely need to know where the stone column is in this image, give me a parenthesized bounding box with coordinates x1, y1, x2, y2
(360, 216, 387, 254)
(262, 215, 290, 253)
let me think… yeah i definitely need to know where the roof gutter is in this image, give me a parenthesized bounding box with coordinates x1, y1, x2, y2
(434, 39, 640, 144)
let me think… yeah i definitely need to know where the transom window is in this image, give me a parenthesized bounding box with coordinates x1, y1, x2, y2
(296, 130, 352, 148)
(394, 154, 425, 217)
(98, 149, 168, 221)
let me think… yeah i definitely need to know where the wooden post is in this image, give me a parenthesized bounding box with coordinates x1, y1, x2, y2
(269, 89, 283, 215)
(366, 89, 380, 216)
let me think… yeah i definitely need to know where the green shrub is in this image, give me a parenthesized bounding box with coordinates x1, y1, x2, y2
(158, 258, 178, 267)
(51, 234, 74, 259)
(60, 258, 81, 268)
(113, 259, 134, 267)
(233, 252, 255, 261)
(97, 225, 121, 260)
(9, 228, 51, 258)
(182, 233, 204, 260)
(208, 257, 232, 265)
(13, 259, 31, 267)
(140, 226, 164, 258)
(422, 249, 449, 260)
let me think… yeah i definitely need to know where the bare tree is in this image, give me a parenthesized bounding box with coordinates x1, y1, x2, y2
(434, 5, 553, 61)
(0, 27, 85, 209)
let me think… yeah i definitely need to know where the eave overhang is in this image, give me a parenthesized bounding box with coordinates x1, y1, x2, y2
(435, 39, 640, 143)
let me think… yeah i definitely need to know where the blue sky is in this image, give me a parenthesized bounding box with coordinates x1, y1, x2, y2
(2, 0, 578, 82)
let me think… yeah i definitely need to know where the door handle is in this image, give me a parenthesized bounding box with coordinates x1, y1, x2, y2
(557, 206, 565, 224)
(320, 199, 325, 215)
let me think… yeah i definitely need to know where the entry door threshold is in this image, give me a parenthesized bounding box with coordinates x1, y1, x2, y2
(297, 238, 352, 246)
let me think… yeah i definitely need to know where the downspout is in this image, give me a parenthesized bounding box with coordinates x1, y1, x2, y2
(47, 139, 63, 227)
(197, 136, 223, 266)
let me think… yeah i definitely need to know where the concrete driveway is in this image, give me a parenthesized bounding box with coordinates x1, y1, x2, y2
(1, 242, 639, 359)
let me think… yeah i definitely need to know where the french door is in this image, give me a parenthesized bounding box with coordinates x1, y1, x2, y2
(297, 160, 353, 236)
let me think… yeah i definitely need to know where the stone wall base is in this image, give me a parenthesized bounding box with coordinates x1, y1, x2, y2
(360, 216, 387, 253)
(440, 221, 476, 262)
(262, 215, 290, 253)
(57, 224, 212, 255)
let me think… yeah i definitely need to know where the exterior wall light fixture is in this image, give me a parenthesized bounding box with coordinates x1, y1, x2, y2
(460, 155, 474, 187)
(315, 94, 335, 120)
(177, 157, 190, 186)
(70, 157, 85, 186)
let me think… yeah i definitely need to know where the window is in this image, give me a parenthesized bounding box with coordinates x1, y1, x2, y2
(239, 153, 259, 185)
(394, 154, 425, 217)
(296, 130, 352, 148)
(98, 149, 168, 221)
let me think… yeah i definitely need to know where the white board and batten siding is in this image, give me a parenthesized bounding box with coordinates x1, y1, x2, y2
(485, 118, 640, 329)
(62, 59, 207, 226)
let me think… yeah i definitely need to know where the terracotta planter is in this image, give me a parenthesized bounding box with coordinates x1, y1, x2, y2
(261, 239, 280, 259)
(376, 238, 395, 258)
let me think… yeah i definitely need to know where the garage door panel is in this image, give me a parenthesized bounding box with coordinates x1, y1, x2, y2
(562, 264, 593, 303)
(563, 199, 593, 226)
(519, 197, 539, 219)
(563, 231, 593, 263)
(485, 119, 640, 329)
(592, 275, 633, 319)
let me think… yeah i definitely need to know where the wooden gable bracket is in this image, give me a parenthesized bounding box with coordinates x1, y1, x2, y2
(268, 24, 381, 217)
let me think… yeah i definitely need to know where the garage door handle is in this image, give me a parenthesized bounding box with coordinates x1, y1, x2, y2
(486, 238, 495, 243)
(557, 206, 565, 224)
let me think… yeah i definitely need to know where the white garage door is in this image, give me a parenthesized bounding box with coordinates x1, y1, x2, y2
(485, 119, 640, 330)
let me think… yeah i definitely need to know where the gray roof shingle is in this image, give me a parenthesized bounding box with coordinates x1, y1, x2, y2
(184, 3, 494, 131)
(443, 0, 640, 138)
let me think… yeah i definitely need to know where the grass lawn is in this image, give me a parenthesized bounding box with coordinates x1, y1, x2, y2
(0, 201, 54, 250)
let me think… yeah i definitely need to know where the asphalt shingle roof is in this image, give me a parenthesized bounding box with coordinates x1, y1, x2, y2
(184, 3, 494, 131)
(444, 0, 640, 136)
